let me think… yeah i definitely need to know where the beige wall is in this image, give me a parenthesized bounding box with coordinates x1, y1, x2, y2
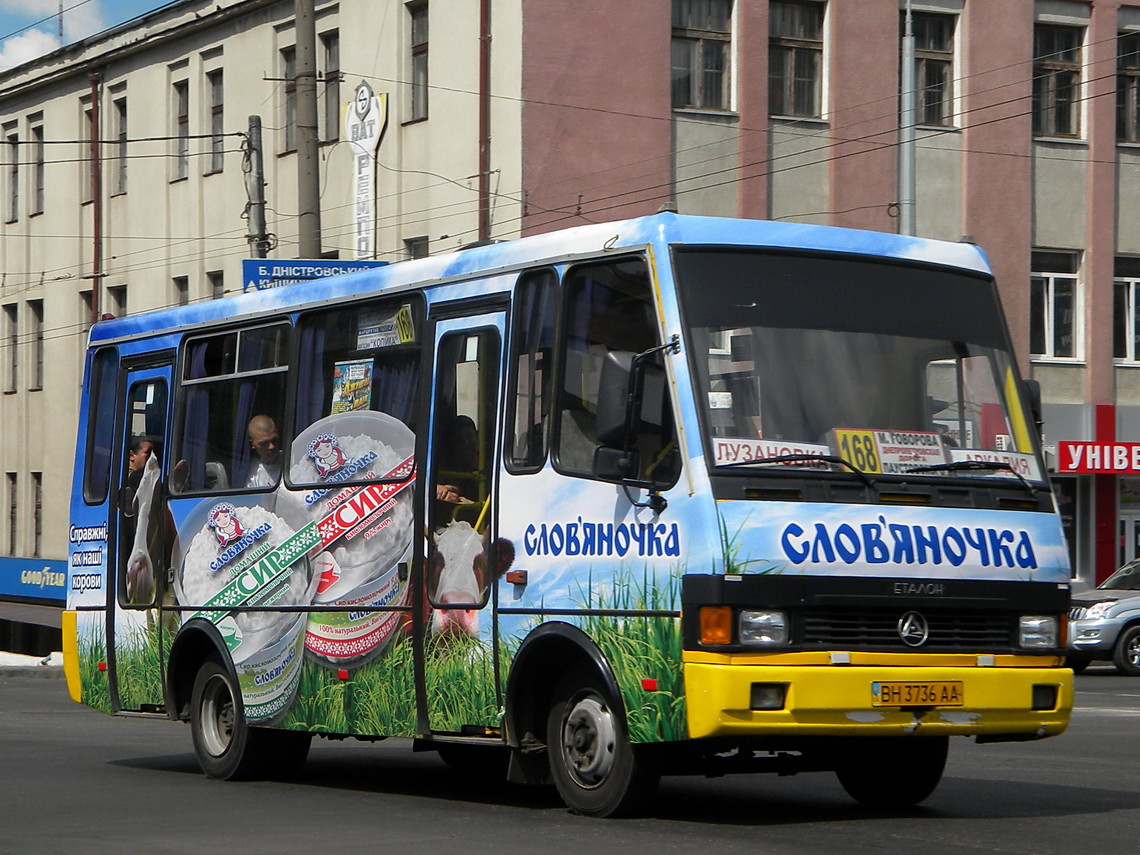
(0, 0, 524, 561)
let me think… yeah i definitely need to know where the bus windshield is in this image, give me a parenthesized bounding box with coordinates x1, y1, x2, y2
(675, 249, 1043, 481)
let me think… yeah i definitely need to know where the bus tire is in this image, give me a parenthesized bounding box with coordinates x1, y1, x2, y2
(1113, 626, 1140, 676)
(546, 667, 657, 817)
(835, 736, 948, 809)
(189, 659, 263, 780)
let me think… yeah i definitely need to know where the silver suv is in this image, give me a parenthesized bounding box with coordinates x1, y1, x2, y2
(1067, 560, 1140, 675)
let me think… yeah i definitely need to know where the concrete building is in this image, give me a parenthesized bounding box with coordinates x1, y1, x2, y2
(1, 0, 1138, 628)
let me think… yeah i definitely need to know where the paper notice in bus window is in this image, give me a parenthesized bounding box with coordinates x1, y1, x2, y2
(331, 359, 374, 414)
(357, 304, 415, 350)
(713, 437, 830, 467)
(949, 448, 1041, 482)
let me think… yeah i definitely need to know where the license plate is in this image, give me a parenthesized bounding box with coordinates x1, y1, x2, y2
(871, 681, 963, 707)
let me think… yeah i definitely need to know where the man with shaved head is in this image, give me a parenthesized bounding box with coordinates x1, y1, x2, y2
(245, 414, 282, 488)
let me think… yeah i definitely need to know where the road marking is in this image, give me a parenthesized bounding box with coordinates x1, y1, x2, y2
(1072, 707, 1140, 715)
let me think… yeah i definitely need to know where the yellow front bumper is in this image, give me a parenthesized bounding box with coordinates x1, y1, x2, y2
(684, 651, 1072, 740)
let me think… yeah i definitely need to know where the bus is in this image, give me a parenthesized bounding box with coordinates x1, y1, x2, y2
(64, 213, 1073, 817)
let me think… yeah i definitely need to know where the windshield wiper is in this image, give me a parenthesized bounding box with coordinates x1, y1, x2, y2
(721, 453, 876, 489)
(904, 460, 1036, 496)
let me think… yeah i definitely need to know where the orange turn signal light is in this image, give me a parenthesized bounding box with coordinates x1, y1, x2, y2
(699, 606, 733, 645)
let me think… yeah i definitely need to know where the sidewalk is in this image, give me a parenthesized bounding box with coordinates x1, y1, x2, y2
(0, 650, 64, 678)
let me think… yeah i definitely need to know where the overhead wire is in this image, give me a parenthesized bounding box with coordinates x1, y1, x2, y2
(0, 21, 1134, 295)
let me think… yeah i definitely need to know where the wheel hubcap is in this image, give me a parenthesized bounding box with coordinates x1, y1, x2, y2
(1128, 636, 1140, 667)
(200, 674, 235, 758)
(560, 695, 616, 789)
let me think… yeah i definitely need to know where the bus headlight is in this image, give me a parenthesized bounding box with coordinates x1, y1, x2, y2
(1019, 615, 1058, 649)
(739, 610, 788, 646)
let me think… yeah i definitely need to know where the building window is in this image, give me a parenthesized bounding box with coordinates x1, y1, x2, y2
(6, 473, 16, 555)
(904, 12, 954, 127)
(409, 2, 429, 121)
(671, 0, 731, 110)
(173, 80, 189, 180)
(174, 276, 190, 307)
(29, 299, 42, 390)
(207, 70, 224, 173)
(3, 304, 16, 392)
(1033, 25, 1082, 137)
(80, 99, 93, 204)
(1114, 258, 1140, 361)
(80, 290, 93, 333)
(404, 236, 428, 259)
(30, 121, 44, 214)
(113, 96, 128, 194)
(106, 285, 127, 319)
(769, 1, 823, 119)
(6, 124, 18, 223)
(31, 472, 41, 558)
(1119, 33, 1140, 142)
(208, 270, 224, 300)
(281, 47, 297, 152)
(320, 32, 340, 142)
(1030, 251, 1079, 359)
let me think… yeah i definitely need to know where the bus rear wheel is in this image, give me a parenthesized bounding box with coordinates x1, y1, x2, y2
(189, 659, 263, 780)
(834, 736, 948, 809)
(546, 667, 658, 818)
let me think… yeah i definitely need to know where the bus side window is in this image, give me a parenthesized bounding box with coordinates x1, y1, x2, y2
(84, 347, 119, 504)
(506, 269, 557, 472)
(291, 300, 421, 485)
(554, 257, 680, 487)
(173, 325, 289, 494)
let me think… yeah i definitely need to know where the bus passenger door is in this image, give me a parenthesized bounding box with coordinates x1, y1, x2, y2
(107, 361, 173, 713)
(423, 309, 505, 734)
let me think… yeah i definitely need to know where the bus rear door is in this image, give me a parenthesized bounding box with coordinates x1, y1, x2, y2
(423, 307, 506, 735)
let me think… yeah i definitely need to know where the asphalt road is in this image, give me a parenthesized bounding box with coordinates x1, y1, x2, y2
(1, 667, 1137, 855)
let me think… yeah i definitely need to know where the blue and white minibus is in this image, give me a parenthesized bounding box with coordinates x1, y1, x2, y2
(64, 213, 1072, 816)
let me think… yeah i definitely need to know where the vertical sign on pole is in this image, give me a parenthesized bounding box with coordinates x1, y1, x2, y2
(345, 81, 387, 260)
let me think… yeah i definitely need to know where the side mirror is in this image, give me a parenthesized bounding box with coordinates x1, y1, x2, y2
(595, 350, 634, 448)
(1024, 378, 1044, 435)
(593, 446, 641, 483)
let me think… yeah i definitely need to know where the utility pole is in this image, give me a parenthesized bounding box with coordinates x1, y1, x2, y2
(477, 0, 491, 242)
(295, 0, 322, 258)
(899, 0, 917, 236)
(245, 116, 270, 258)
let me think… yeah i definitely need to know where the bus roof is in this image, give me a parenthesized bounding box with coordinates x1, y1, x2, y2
(87, 213, 992, 346)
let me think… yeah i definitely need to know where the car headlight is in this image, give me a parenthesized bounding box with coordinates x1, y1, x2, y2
(1019, 615, 1058, 649)
(739, 610, 789, 646)
(1086, 601, 1115, 620)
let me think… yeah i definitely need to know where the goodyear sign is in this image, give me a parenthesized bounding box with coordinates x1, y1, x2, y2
(0, 557, 67, 603)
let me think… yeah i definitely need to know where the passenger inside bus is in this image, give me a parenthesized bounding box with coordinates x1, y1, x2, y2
(434, 414, 479, 516)
(245, 414, 282, 488)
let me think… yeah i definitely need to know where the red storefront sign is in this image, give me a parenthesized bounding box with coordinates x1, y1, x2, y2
(1056, 441, 1140, 473)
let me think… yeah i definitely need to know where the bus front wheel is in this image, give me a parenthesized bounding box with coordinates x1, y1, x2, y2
(189, 659, 262, 780)
(546, 667, 658, 817)
(834, 736, 948, 809)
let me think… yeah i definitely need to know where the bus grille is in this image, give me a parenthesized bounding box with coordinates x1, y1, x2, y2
(801, 609, 1012, 649)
